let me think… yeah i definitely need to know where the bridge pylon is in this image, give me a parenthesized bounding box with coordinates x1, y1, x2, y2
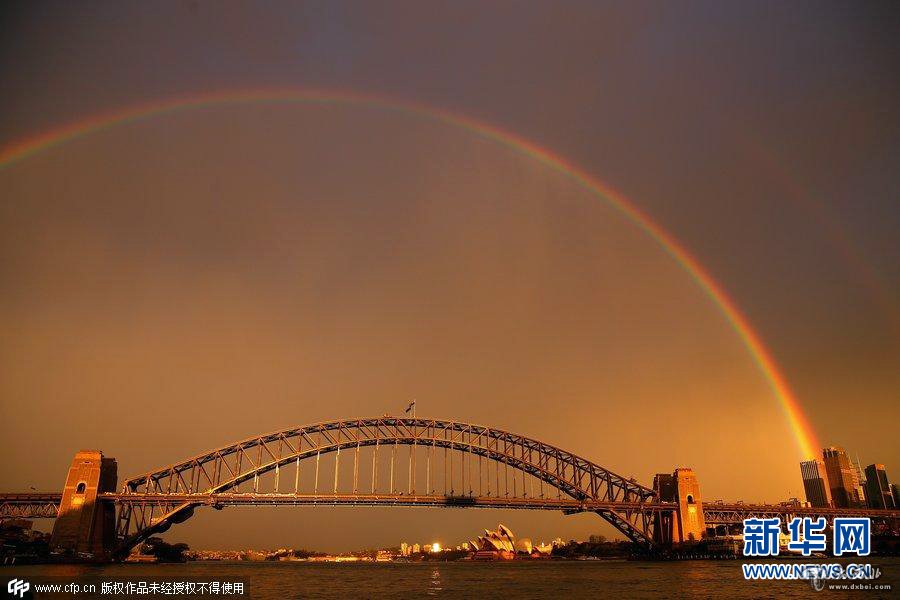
(652, 468, 705, 544)
(49, 450, 118, 560)
(674, 468, 705, 542)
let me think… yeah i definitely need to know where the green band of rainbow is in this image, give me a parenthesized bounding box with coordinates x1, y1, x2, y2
(0, 87, 820, 459)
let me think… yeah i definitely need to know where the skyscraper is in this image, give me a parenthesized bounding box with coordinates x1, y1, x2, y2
(800, 459, 832, 508)
(823, 447, 864, 508)
(864, 464, 895, 510)
(852, 456, 868, 508)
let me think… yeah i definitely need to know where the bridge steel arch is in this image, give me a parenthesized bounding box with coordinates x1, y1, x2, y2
(114, 417, 664, 556)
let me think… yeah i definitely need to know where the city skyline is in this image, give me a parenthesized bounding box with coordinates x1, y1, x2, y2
(1, 2, 898, 551)
(802, 446, 897, 511)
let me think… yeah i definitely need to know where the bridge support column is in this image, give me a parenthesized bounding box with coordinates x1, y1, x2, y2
(652, 468, 705, 543)
(50, 450, 117, 560)
(652, 473, 675, 545)
(674, 468, 705, 542)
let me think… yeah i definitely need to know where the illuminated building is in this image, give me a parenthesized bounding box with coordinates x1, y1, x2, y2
(800, 459, 832, 508)
(823, 447, 864, 508)
(469, 524, 548, 560)
(513, 538, 533, 554)
(534, 541, 554, 554)
(472, 524, 515, 553)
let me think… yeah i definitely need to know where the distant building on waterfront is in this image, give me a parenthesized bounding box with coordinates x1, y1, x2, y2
(864, 464, 896, 509)
(471, 524, 515, 555)
(400, 542, 409, 556)
(468, 524, 547, 560)
(800, 459, 832, 508)
(412, 543, 420, 554)
(823, 447, 864, 508)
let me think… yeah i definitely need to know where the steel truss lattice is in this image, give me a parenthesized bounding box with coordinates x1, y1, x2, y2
(114, 417, 663, 554)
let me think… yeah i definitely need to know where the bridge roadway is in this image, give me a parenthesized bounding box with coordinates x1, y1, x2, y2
(0, 493, 62, 519)
(3, 492, 899, 528)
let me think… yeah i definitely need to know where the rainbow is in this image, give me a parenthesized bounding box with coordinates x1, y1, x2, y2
(0, 87, 820, 459)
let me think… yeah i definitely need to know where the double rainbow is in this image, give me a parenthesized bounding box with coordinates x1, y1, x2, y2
(0, 88, 820, 459)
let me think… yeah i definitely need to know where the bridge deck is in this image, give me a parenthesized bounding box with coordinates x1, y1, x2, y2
(0, 492, 63, 518)
(104, 492, 667, 513)
(3, 491, 898, 525)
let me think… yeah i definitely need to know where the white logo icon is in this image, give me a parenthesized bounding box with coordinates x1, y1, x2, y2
(7, 578, 30, 598)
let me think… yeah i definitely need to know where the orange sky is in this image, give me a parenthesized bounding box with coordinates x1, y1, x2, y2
(1, 2, 897, 550)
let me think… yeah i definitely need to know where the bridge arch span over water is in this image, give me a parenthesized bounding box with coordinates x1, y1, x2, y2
(5, 416, 898, 561)
(112, 417, 667, 556)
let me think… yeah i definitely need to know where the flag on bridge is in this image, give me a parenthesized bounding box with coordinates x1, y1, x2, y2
(405, 400, 416, 415)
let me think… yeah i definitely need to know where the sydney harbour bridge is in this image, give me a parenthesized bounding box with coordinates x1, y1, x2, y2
(2, 417, 898, 561)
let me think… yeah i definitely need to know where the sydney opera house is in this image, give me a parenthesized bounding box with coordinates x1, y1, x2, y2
(469, 524, 553, 560)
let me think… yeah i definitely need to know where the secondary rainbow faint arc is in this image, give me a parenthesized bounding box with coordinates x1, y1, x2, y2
(0, 87, 821, 459)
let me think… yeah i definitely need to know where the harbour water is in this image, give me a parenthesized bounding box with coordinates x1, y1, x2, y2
(6, 558, 898, 599)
